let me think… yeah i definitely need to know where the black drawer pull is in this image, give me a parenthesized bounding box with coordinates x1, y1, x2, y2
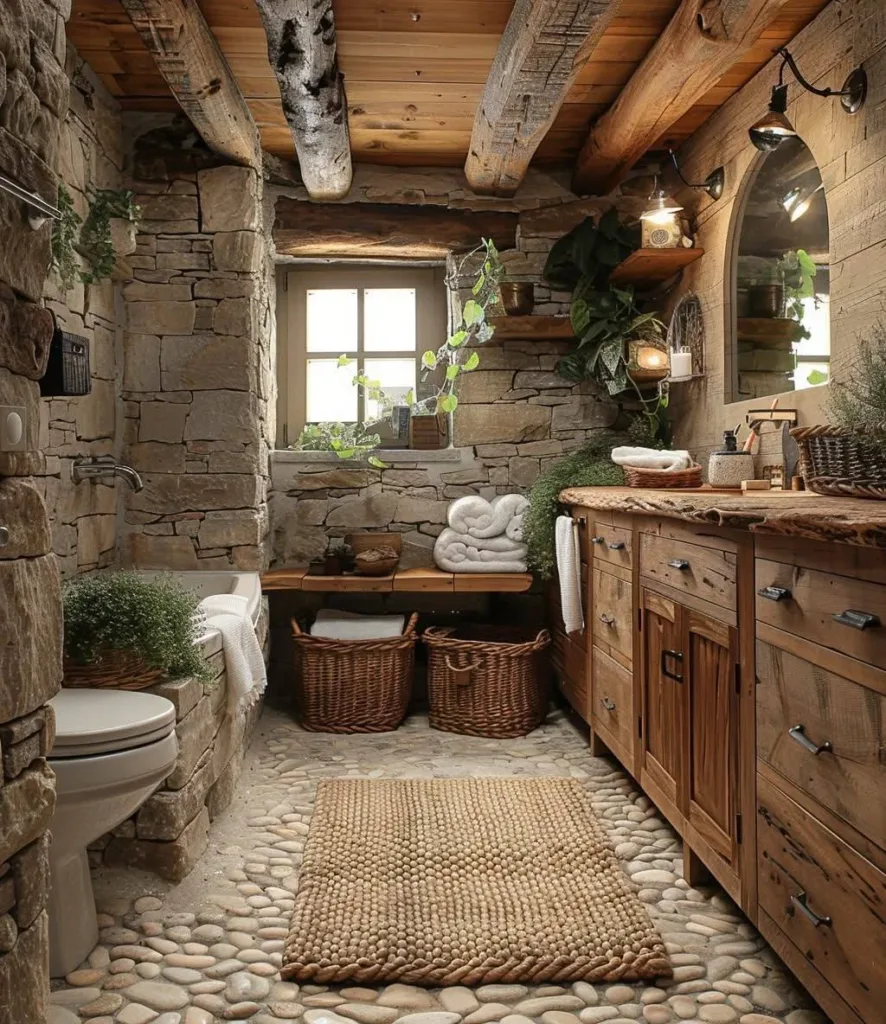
(789, 724, 832, 756)
(790, 891, 831, 928)
(591, 536, 604, 545)
(600, 696, 616, 711)
(667, 558, 690, 570)
(661, 649, 683, 682)
(759, 585, 792, 602)
(608, 541, 626, 550)
(833, 609, 881, 630)
(599, 613, 615, 626)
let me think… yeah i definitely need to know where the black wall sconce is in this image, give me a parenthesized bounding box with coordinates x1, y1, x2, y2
(749, 46, 867, 152)
(668, 149, 724, 201)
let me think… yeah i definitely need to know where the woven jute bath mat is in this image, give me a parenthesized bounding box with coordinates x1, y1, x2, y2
(281, 777, 670, 985)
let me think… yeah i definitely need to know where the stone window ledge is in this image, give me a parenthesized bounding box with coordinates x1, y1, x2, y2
(271, 448, 466, 465)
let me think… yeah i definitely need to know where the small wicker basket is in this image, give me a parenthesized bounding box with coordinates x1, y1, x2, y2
(63, 649, 165, 690)
(791, 425, 886, 500)
(622, 462, 703, 489)
(291, 613, 418, 733)
(424, 625, 551, 738)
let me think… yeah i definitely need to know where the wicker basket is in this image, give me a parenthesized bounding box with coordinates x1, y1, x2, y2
(791, 425, 886, 500)
(63, 649, 165, 690)
(623, 462, 703, 489)
(424, 625, 551, 738)
(291, 613, 418, 733)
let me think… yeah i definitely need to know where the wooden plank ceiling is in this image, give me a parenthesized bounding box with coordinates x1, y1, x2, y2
(67, 0, 830, 169)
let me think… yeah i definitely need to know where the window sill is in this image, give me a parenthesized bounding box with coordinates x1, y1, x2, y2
(271, 448, 466, 464)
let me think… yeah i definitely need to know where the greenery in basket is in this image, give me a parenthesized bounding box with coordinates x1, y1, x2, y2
(63, 571, 210, 680)
(829, 323, 886, 446)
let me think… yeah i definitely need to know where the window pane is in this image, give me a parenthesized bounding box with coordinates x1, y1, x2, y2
(364, 358, 416, 421)
(306, 359, 358, 421)
(364, 289, 416, 352)
(306, 289, 357, 352)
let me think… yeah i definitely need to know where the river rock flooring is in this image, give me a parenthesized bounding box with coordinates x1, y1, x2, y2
(49, 707, 828, 1024)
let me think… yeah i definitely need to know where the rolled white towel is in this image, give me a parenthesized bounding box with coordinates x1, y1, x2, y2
(611, 446, 692, 472)
(447, 495, 496, 537)
(555, 516, 584, 635)
(434, 527, 528, 573)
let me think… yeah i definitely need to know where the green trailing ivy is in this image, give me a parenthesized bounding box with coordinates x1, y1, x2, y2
(78, 187, 141, 285)
(292, 422, 387, 468)
(51, 184, 83, 293)
(63, 571, 210, 680)
(776, 248, 817, 338)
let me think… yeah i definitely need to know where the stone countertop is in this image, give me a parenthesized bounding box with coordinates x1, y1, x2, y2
(559, 486, 886, 548)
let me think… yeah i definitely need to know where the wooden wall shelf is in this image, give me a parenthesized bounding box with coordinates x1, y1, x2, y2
(609, 248, 704, 286)
(488, 315, 574, 340)
(261, 566, 534, 593)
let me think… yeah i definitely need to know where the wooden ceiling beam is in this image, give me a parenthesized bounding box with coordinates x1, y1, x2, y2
(118, 0, 261, 170)
(254, 0, 352, 201)
(465, 0, 623, 197)
(572, 0, 794, 195)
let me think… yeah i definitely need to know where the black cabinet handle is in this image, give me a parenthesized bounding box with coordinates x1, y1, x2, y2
(599, 613, 615, 626)
(600, 696, 616, 711)
(660, 649, 683, 682)
(833, 609, 881, 630)
(608, 541, 626, 550)
(759, 585, 792, 602)
(789, 724, 832, 756)
(591, 536, 604, 545)
(667, 558, 690, 571)
(790, 891, 831, 928)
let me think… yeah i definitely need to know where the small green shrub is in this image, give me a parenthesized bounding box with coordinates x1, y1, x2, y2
(63, 571, 210, 680)
(829, 323, 886, 446)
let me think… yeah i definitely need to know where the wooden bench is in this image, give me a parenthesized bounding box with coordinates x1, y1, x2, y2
(261, 567, 534, 594)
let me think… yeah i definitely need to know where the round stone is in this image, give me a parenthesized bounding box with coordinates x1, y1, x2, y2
(47, 1009, 80, 1024)
(183, 1009, 215, 1024)
(117, 1005, 160, 1024)
(698, 1008, 737, 1023)
(604, 987, 634, 1006)
(65, 968, 104, 987)
(738, 1016, 780, 1024)
(124, 981, 190, 1011)
(225, 970, 272, 1003)
(337, 1005, 399, 1024)
(642, 1008, 671, 1024)
(136, 963, 162, 979)
(162, 967, 203, 985)
(571, 984, 599, 1007)
(749, 988, 786, 1013)
(439, 988, 480, 1015)
(639, 991, 667, 1006)
(578, 1010, 619, 1024)
(477, 987, 529, 1004)
(392, 1014, 461, 1024)
(78, 993, 124, 1017)
(667, 997, 696, 1020)
(541, 1013, 582, 1024)
(271, 1004, 307, 1020)
(134, 896, 164, 913)
(465, 1003, 510, 1024)
(49, 988, 102, 1008)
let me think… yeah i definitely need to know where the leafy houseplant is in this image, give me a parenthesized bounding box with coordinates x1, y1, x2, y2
(292, 422, 387, 468)
(63, 571, 210, 685)
(777, 248, 817, 337)
(52, 184, 83, 293)
(51, 184, 141, 291)
(829, 324, 886, 446)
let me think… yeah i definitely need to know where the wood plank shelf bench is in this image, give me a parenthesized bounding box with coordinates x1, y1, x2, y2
(261, 567, 534, 593)
(609, 247, 704, 286)
(487, 315, 574, 340)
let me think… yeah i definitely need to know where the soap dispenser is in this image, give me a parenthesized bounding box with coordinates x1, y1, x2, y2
(708, 429, 754, 489)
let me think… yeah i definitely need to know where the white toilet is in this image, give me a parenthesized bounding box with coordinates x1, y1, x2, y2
(47, 688, 179, 976)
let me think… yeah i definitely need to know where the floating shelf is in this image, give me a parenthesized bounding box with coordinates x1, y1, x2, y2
(488, 315, 574, 340)
(609, 248, 704, 286)
(668, 373, 705, 384)
(261, 566, 534, 594)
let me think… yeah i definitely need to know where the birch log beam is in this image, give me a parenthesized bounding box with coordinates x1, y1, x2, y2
(465, 0, 622, 197)
(119, 0, 261, 170)
(255, 0, 352, 200)
(571, 0, 794, 195)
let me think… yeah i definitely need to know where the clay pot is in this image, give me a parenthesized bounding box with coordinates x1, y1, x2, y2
(500, 282, 535, 316)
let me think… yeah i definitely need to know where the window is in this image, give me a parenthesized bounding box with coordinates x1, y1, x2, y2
(276, 266, 448, 446)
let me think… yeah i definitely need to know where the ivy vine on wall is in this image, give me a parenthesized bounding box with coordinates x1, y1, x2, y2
(51, 184, 141, 291)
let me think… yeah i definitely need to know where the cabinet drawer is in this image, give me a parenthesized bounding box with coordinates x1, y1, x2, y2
(757, 773, 886, 1022)
(756, 558, 886, 667)
(592, 646, 633, 754)
(756, 641, 886, 849)
(592, 566, 633, 662)
(552, 631, 588, 720)
(590, 524, 633, 573)
(640, 532, 737, 610)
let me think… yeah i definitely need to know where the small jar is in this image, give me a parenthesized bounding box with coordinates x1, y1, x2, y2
(708, 430, 754, 489)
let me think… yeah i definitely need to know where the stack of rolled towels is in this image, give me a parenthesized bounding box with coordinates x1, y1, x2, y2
(611, 446, 693, 471)
(433, 494, 529, 573)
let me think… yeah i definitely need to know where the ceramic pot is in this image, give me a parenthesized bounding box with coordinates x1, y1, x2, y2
(708, 451, 755, 489)
(500, 282, 535, 316)
(748, 283, 785, 318)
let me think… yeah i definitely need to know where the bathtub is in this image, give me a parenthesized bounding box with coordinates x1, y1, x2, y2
(134, 570, 262, 633)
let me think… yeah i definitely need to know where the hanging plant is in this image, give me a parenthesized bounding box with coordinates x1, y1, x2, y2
(51, 184, 83, 293)
(78, 187, 141, 285)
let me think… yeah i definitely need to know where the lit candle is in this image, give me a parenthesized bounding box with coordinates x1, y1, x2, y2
(670, 349, 693, 379)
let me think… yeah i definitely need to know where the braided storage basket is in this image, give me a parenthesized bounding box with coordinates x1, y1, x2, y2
(291, 613, 418, 733)
(63, 649, 164, 690)
(622, 462, 703, 489)
(790, 425, 886, 500)
(424, 625, 551, 738)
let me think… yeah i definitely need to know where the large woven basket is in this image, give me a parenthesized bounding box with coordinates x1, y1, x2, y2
(291, 613, 418, 733)
(623, 462, 703, 489)
(63, 649, 165, 690)
(424, 625, 551, 738)
(791, 425, 886, 500)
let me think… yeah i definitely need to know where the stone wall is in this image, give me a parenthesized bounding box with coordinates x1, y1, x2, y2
(38, 51, 125, 576)
(268, 170, 647, 566)
(120, 129, 274, 571)
(0, 1, 69, 1021)
(90, 604, 270, 881)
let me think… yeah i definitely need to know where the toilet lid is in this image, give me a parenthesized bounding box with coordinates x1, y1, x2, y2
(50, 688, 176, 757)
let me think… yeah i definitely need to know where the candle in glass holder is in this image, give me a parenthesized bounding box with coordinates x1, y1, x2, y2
(670, 349, 693, 379)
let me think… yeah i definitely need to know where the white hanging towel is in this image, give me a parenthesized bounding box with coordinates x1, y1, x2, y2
(200, 594, 267, 716)
(555, 515, 584, 636)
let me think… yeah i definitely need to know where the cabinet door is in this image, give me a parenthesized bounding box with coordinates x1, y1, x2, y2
(685, 609, 740, 870)
(640, 589, 685, 812)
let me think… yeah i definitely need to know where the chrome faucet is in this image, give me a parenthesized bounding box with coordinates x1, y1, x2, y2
(72, 455, 144, 492)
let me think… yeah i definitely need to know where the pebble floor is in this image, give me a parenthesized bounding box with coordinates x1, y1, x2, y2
(48, 707, 829, 1024)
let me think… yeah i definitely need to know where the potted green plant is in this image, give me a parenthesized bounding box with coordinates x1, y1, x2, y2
(63, 571, 210, 689)
(291, 421, 387, 467)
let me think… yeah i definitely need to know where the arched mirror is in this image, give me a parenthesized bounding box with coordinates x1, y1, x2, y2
(732, 136, 830, 400)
